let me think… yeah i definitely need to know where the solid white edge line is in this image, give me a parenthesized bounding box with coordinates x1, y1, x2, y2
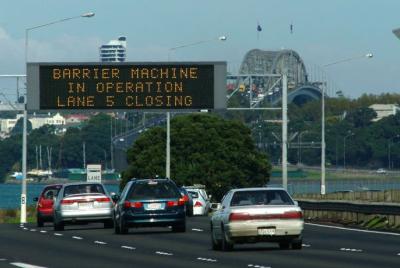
(305, 223, 400, 236)
(10, 262, 47, 268)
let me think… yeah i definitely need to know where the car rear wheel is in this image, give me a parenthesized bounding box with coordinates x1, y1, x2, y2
(120, 219, 128, 234)
(54, 220, 64, 231)
(279, 241, 290, 249)
(114, 219, 121, 234)
(221, 226, 234, 251)
(211, 224, 221, 250)
(172, 222, 186, 233)
(37, 215, 44, 227)
(291, 238, 303, 250)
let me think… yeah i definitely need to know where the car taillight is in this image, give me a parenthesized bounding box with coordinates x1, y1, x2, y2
(229, 212, 251, 221)
(95, 197, 111, 202)
(61, 199, 75, 205)
(281, 211, 303, 219)
(124, 201, 142, 208)
(194, 201, 203, 207)
(182, 195, 189, 202)
(167, 198, 186, 207)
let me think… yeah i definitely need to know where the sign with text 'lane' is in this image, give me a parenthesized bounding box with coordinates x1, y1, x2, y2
(27, 62, 226, 110)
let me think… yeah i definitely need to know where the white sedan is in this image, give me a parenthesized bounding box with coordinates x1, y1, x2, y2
(210, 187, 304, 251)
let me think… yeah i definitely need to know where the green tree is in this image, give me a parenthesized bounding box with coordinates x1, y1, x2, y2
(122, 114, 271, 200)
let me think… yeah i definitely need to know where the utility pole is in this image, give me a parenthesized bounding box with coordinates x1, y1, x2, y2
(83, 142, 86, 169)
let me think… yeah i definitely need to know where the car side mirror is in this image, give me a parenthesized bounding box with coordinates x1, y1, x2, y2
(33, 197, 38, 202)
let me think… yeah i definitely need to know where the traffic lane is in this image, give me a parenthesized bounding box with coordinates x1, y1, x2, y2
(23, 218, 400, 268)
(303, 223, 400, 255)
(0, 224, 222, 268)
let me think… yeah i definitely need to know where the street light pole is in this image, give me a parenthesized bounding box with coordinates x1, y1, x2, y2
(321, 52, 373, 195)
(21, 12, 95, 224)
(165, 35, 227, 179)
(388, 135, 399, 169)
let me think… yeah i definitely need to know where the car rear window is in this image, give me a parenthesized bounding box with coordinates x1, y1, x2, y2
(187, 191, 199, 199)
(64, 184, 105, 197)
(127, 180, 180, 200)
(42, 186, 61, 199)
(230, 190, 294, 206)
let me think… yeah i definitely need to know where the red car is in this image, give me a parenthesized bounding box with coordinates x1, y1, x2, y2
(34, 184, 62, 227)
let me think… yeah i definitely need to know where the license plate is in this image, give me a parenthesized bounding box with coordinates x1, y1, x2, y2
(258, 228, 276, 235)
(147, 203, 162, 210)
(78, 202, 93, 209)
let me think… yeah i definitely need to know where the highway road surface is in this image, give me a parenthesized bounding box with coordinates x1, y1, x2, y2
(0, 217, 399, 268)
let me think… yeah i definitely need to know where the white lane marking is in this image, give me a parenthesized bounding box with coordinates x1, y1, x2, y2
(340, 248, 363, 252)
(121, 246, 136, 250)
(248, 264, 271, 268)
(302, 244, 311, 247)
(155, 251, 173, 256)
(397, 253, 400, 256)
(10, 262, 47, 268)
(306, 223, 400, 236)
(29, 229, 36, 232)
(72, 236, 83, 240)
(196, 257, 217, 262)
(94, 241, 107, 245)
(54, 233, 63, 236)
(40, 230, 47, 233)
(191, 228, 204, 232)
(23, 228, 28, 230)
(0, 258, 6, 261)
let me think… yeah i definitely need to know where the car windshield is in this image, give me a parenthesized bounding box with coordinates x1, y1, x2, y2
(127, 180, 180, 200)
(230, 190, 294, 206)
(64, 184, 105, 197)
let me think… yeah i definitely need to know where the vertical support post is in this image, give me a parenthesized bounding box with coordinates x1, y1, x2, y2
(282, 75, 288, 190)
(21, 29, 28, 224)
(321, 83, 326, 195)
(166, 112, 171, 178)
(110, 116, 114, 170)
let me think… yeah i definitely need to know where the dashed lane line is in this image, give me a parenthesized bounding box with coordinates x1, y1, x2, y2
(10, 262, 47, 268)
(94, 241, 107, 245)
(191, 228, 204, 232)
(29, 229, 36, 232)
(0, 258, 6, 261)
(155, 251, 173, 256)
(54, 233, 63, 236)
(72, 236, 83, 240)
(197, 257, 217, 262)
(302, 244, 311, 247)
(247, 265, 271, 268)
(121, 246, 136, 250)
(40, 230, 47, 234)
(340, 248, 363, 252)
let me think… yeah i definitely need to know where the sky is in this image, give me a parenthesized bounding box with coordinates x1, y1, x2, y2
(0, 0, 400, 99)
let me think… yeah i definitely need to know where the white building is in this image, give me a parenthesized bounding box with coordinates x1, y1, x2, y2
(369, 104, 400, 121)
(99, 36, 127, 62)
(30, 113, 66, 129)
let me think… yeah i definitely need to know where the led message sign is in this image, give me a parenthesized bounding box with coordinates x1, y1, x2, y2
(27, 62, 226, 110)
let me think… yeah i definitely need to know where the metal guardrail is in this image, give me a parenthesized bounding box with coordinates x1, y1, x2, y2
(297, 199, 400, 215)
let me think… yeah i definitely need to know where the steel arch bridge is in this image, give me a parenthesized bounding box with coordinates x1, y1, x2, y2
(233, 49, 322, 106)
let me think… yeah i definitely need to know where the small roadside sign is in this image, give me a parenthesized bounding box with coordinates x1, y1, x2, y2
(87, 164, 102, 183)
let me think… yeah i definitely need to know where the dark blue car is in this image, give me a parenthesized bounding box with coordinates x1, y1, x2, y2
(113, 178, 186, 234)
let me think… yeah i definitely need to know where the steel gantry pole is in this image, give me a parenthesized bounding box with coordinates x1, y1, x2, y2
(282, 74, 288, 190)
(21, 12, 95, 224)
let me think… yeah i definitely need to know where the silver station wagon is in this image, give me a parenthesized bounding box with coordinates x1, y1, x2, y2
(210, 187, 304, 251)
(53, 182, 114, 231)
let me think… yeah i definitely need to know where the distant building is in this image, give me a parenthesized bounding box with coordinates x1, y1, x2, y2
(65, 114, 90, 125)
(99, 36, 127, 62)
(29, 113, 66, 129)
(369, 104, 400, 121)
(0, 115, 20, 133)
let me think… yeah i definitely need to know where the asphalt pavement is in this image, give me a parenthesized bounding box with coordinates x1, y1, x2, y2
(0, 217, 399, 268)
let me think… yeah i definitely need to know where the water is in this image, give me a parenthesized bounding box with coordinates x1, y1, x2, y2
(0, 183, 120, 209)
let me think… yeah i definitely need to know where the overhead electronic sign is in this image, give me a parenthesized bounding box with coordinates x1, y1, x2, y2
(27, 62, 226, 110)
